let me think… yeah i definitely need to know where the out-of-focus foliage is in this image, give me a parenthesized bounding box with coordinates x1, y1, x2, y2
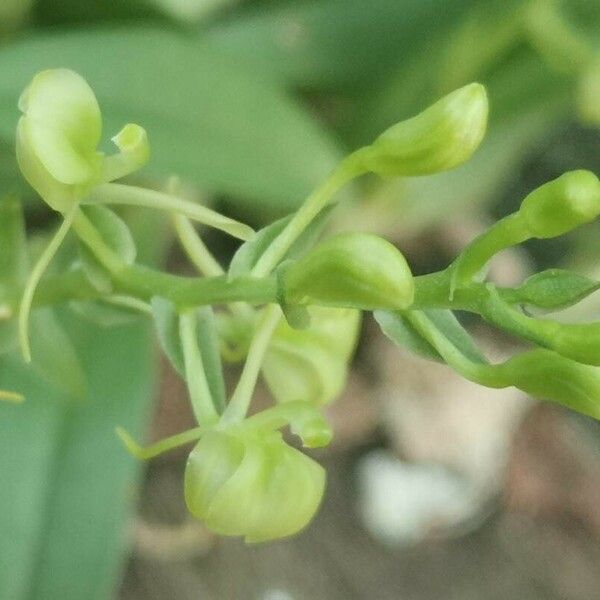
(0, 1, 599, 598)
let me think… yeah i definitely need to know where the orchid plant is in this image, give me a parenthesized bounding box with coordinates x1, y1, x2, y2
(4, 69, 600, 543)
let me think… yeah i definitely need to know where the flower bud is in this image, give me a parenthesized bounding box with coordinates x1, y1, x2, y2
(184, 430, 325, 543)
(497, 349, 600, 420)
(263, 306, 360, 405)
(16, 69, 149, 212)
(280, 233, 414, 310)
(518, 170, 600, 238)
(361, 83, 488, 177)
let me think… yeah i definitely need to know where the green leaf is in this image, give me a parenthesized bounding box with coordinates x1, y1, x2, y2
(375, 309, 487, 365)
(78, 205, 136, 293)
(228, 205, 333, 280)
(29, 309, 87, 401)
(0, 27, 344, 219)
(511, 269, 600, 310)
(151, 299, 226, 411)
(0, 316, 155, 600)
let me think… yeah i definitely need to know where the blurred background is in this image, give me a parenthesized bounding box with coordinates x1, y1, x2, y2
(0, 1, 600, 598)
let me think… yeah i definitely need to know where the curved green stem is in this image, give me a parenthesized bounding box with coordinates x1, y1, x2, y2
(18, 204, 78, 362)
(84, 183, 254, 241)
(220, 304, 282, 424)
(179, 310, 219, 424)
(116, 425, 207, 460)
(172, 213, 253, 320)
(449, 213, 530, 296)
(172, 213, 224, 277)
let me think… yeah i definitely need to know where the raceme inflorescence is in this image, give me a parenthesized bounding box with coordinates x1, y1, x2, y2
(5, 69, 600, 542)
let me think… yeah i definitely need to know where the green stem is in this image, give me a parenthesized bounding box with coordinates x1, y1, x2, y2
(179, 310, 219, 424)
(172, 214, 224, 277)
(72, 209, 126, 275)
(116, 425, 207, 460)
(250, 152, 367, 278)
(84, 183, 254, 241)
(172, 213, 253, 320)
(220, 304, 282, 424)
(450, 213, 530, 295)
(18, 204, 78, 362)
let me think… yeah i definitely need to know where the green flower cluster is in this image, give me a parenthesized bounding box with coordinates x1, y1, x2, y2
(9, 68, 599, 543)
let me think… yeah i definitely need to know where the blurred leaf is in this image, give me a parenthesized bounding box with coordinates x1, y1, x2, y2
(0, 27, 344, 219)
(78, 205, 137, 294)
(375, 309, 487, 365)
(0, 317, 154, 600)
(29, 309, 87, 400)
(32, 0, 164, 25)
(150, 0, 238, 23)
(206, 0, 471, 89)
(0, 0, 33, 31)
(68, 297, 145, 328)
(0, 195, 27, 354)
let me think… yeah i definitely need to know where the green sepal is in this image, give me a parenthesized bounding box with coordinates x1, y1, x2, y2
(510, 269, 600, 311)
(263, 306, 360, 406)
(78, 205, 136, 293)
(151, 298, 226, 412)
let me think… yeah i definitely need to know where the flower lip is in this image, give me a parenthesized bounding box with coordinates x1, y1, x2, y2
(18, 69, 102, 186)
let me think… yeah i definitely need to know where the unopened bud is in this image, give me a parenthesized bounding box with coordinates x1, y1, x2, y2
(518, 170, 600, 238)
(362, 83, 488, 177)
(280, 233, 414, 311)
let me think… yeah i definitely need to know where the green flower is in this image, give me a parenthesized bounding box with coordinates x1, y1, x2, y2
(184, 428, 325, 543)
(16, 69, 148, 212)
(263, 306, 360, 405)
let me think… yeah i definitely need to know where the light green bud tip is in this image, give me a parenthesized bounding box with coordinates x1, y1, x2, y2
(362, 83, 488, 177)
(518, 170, 600, 238)
(184, 430, 325, 543)
(280, 233, 414, 311)
(16, 69, 149, 212)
